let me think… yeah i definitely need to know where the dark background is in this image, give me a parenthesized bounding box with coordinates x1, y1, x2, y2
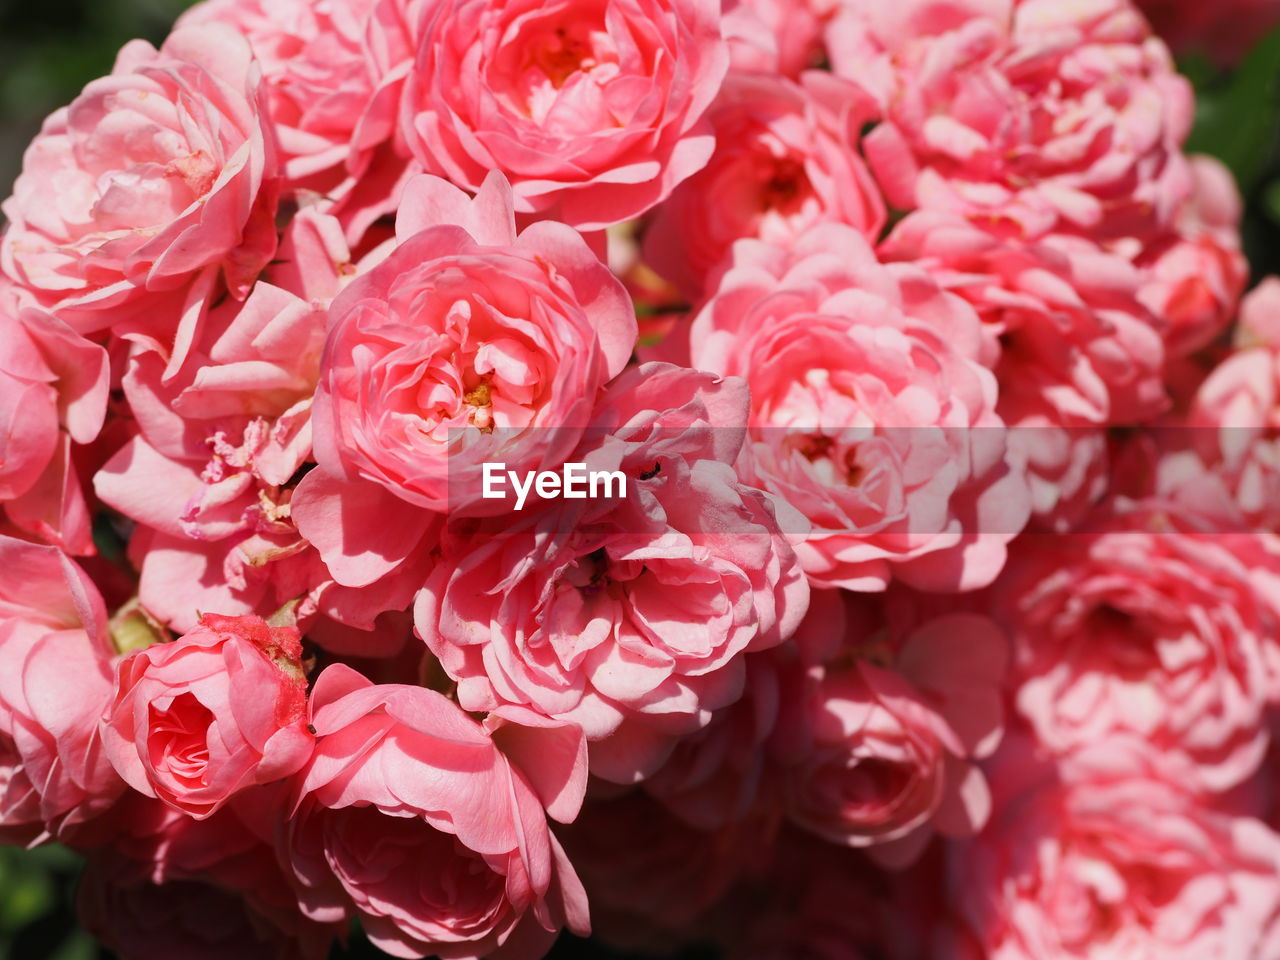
(1, 0, 1280, 957)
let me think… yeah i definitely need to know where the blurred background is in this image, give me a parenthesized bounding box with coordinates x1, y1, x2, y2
(0, 0, 1279, 957)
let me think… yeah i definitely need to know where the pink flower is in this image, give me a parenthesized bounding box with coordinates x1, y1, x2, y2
(643, 70, 884, 299)
(0, 24, 280, 340)
(284, 664, 590, 960)
(78, 794, 339, 960)
(415, 362, 810, 783)
(293, 172, 635, 600)
(691, 223, 1029, 592)
(0, 303, 108, 552)
(101, 614, 313, 819)
(950, 740, 1280, 959)
(0, 536, 122, 843)
(777, 593, 1005, 861)
(399, 0, 729, 229)
(994, 503, 1277, 793)
(178, 0, 420, 239)
(828, 0, 1193, 241)
(1125, 155, 1248, 359)
(723, 0, 840, 77)
(882, 211, 1168, 529)
(1137, 0, 1280, 66)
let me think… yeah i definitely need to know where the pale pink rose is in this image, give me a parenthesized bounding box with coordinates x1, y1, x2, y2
(1137, 0, 1280, 65)
(399, 0, 729, 229)
(993, 502, 1277, 793)
(101, 614, 313, 819)
(643, 70, 884, 299)
(1124, 155, 1247, 359)
(0, 536, 123, 843)
(777, 593, 1005, 862)
(883, 212, 1168, 529)
(0, 25, 280, 343)
(293, 172, 635, 602)
(691, 223, 1029, 593)
(178, 0, 421, 240)
(284, 664, 590, 960)
(949, 740, 1280, 960)
(828, 0, 1193, 241)
(415, 362, 809, 783)
(723, 0, 840, 77)
(79, 794, 339, 960)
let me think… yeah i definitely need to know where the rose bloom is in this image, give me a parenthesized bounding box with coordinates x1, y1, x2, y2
(0, 301, 108, 553)
(293, 172, 635, 600)
(284, 664, 589, 960)
(0, 536, 123, 844)
(882, 210, 1169, 529)
(949, 740, 1280, 960)
(690, 223, 1029, 593)
(79, 792, 341, 960)
(178, 0, 420, 237)
(778, 591, 1005, 862)
(399, 0, 729, 229)
(0, 24, 279, 338)
(416, 362, 809, 783)
(827, 0, 1193, 242)
(101, 614, 314, 819)
(994, 501, 1277, 793)
(643, 70, 884, 300)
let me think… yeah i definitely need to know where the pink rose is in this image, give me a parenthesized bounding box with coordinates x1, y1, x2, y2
(1125, 155, 1248, 359)
(777, 594, 1005, 861)
(79, 794, 339, 960)
(178, 0, 420, 239)
(415, 362, 810, 783)
(0, 25, 280, 342)
(0, 536, 123, 843)
(101, 613, 313, 819)
(723, 0, 840, 77)
(284, 664, 590, 960)
(0, 303, 108, 552)
(994, 503, 1277, 793)
(883, 212, 1168, 529)
(691, 223, 1029, 592)
(828, 0, 1193, 241)
(950, 740, 1280, 959)
(1137, 0, 1280, 65)
(399, 0, 729, 229)
(293, 172, 635, 602)
(643, 70, 884, 299)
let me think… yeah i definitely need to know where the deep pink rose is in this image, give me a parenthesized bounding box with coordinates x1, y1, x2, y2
(644, 70, 884, 299)
(415, 362, 810, 783)
(0, 536, 123, 843)
(293, 172, 635, 603)
(828, 0, 1193, 241)
(691, 223, 1029, 592)
(101, 614, 313, 819)
(994, 503, 1278, 793)
(777, 592, 1005, 862)
(0, 24, 280, 339)
(950, 740, 1280, 959)
(284, 664, 590, 960)
(399, 0, 729, 229)
(1137, 0, 1280, 65)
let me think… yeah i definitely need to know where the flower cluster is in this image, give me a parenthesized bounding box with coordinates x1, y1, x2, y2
(1, 0, 1279, 957)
